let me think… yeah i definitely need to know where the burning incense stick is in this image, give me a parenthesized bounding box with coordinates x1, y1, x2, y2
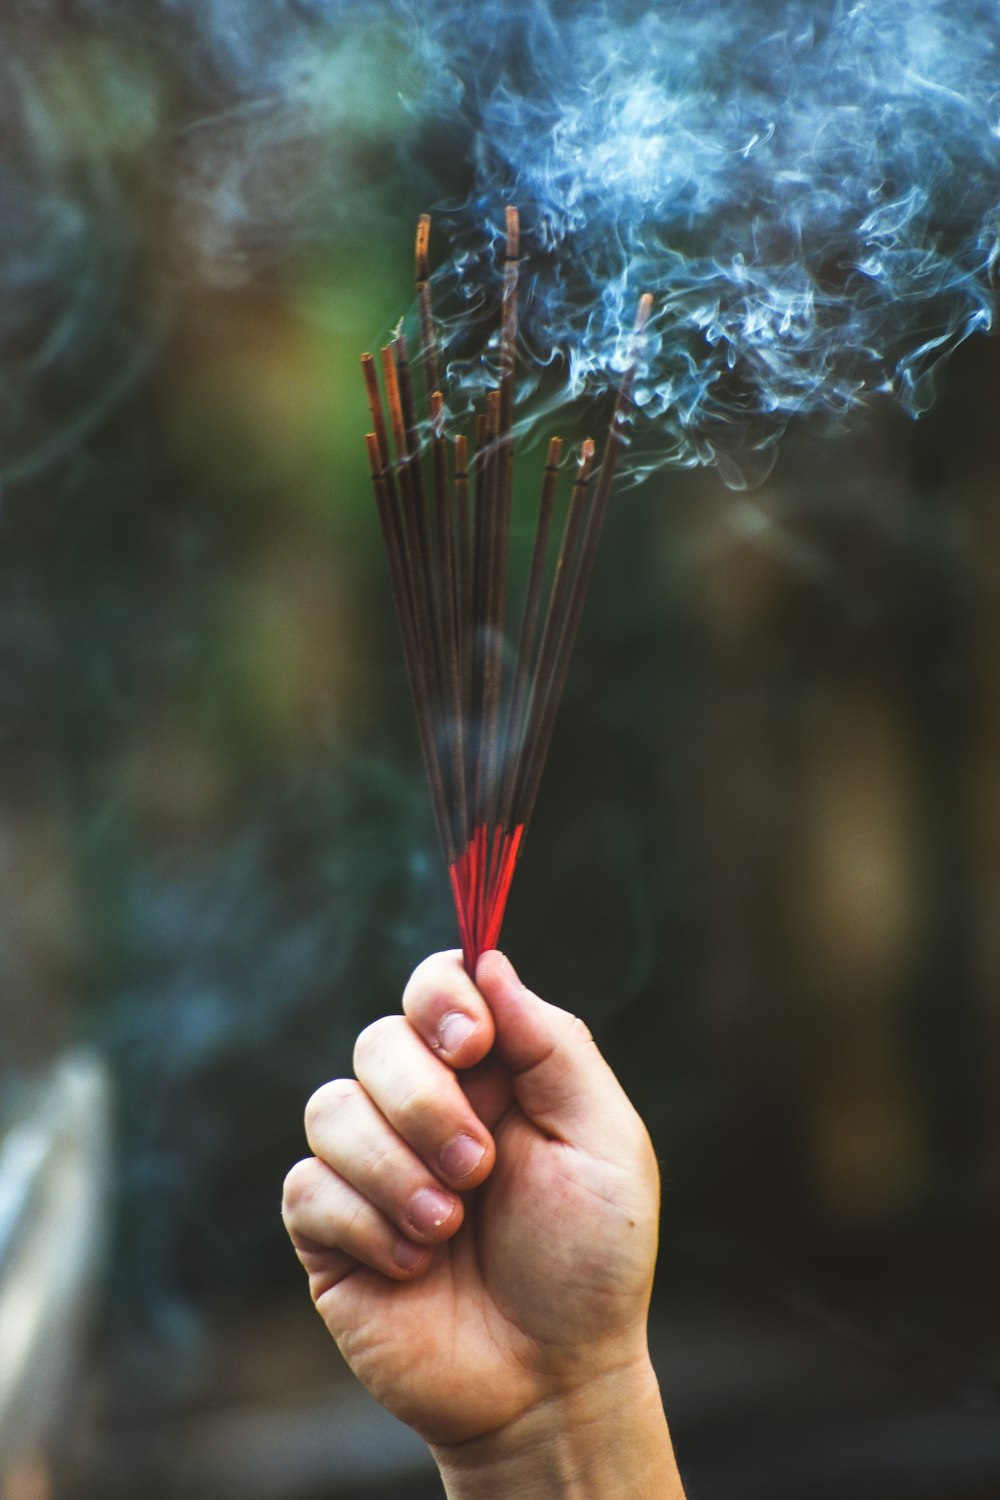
(364, 210, 652, 972)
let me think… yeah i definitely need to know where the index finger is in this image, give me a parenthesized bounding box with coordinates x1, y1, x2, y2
(403, 950, 496, 1068)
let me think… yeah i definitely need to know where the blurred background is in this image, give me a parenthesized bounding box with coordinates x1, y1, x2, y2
(1, 4, 999, 1498)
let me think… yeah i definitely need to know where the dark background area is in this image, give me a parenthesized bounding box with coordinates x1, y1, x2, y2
(1, 5, 998, 1497)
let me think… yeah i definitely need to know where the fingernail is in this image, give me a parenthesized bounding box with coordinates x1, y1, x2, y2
(409, 1186, 456, 1236)
(394, 1236, 428, 1272)
(437, 1011, 476, 1055)
(440, 1133, 486, 1181)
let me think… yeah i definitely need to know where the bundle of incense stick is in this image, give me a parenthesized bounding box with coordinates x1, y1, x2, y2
(363, 207, 651, 973)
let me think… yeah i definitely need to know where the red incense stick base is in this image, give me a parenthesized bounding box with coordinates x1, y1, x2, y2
(448, 822, 525, 974)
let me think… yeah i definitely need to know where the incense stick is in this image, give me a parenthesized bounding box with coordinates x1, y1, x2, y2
(363, 212, 649, 971)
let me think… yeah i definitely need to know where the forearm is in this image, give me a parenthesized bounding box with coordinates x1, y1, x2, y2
(431, 1359, 686, 1500)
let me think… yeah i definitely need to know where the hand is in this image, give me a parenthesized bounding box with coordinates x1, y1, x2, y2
(282, 950, 683, 1497)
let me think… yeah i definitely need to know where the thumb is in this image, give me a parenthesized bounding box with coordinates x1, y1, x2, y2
(475, 950, 639, 1157)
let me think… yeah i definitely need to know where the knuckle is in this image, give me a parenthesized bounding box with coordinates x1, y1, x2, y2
(402, 950, 462, 1015)
(282, 1157, 319, 1217)
(402, 954, 434, 1002)
(339, 1188, 374, 1247)
(352, 1014, 398, 1073)
(395, 1084, 440, 1135)
(304, 1077, 357, 1138)
(362, 1136, 410, 1190)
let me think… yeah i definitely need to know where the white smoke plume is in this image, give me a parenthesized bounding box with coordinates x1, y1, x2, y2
(3, 0, 1000, 484)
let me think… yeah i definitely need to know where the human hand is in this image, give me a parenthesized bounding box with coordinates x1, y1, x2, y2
(282, 950, 683, 1497)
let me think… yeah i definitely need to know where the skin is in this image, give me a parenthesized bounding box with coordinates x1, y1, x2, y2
(282, 949, 686, 1499)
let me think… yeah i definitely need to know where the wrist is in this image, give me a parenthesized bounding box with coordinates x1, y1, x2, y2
(430, 1356, 685, 1500)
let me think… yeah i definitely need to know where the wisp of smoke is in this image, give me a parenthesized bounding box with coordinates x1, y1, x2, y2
(5, 0, 1000, 488)
(402, 0, 1000, 482)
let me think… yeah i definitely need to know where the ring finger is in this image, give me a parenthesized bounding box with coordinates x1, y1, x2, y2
(352, 1016, 496, 1189)
(305, 1079, 464, 1243)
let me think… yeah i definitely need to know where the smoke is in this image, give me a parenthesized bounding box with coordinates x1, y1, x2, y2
(158, 0, 1000, 481)
(6, 1, 999, 486)
(404, 0, 1000, 481)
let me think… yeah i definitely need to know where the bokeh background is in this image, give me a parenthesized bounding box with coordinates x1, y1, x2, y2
(1, 4, 999, 1498)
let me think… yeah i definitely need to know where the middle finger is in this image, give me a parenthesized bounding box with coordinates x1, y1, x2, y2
(352, 1015, 496, 1189)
